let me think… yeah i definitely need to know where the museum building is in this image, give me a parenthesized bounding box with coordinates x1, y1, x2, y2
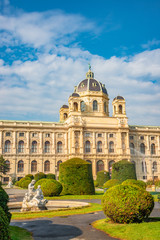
(0, 68, 160, 182)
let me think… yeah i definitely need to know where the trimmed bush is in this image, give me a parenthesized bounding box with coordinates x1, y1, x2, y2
(34, 178, 47, 189)
(41, 179, 62, 197)
(21, 179, 31, 189)
(96, 171, 110, 187)
(102, 184, 154, 223)
(112, 160, 137, 182)
(17, 177, 31, 188)
(94, 180, 98, 187)
(103, 179, 121, 190)
(46, 173, 56, 180)
(0, 188, 11, 223)
(34, 172, 46, 181)
(0, 206, 10, 240)
(122, 179, 146, 189)
(25, 174, 34, 180)
(59, 158, 95, 195)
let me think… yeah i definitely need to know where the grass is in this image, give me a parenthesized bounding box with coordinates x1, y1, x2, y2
(11, 203, 102, 220)
(10, 226, 33, 240)
(46, 192, 103, 200)
(92, 218, 160, 240)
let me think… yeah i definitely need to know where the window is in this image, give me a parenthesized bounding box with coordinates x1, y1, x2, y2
(18, 160, 24, 172)
(140, 143, 145, 154)
(31, 160, 37, 172)
(85, 140, 90, 153)
(44, 160, 50, 172)
(151, 136, 155, 140)
(3, 177, 9, 182)
(5, 140, 11, 153)
(73, 102, 78, 111)
(44, 141, 50, 153)
(97, 141, 102, 152)
(57, 141, 62, 153)
(151, 143, 155, 155)
(109, 134, 113, 138)
(153, 161, 157, 172)
(104, 102, 107, 113)
(58, 133, 63, 138)
(143, 176, 147, 180)
(45, 133, 50, 138)
(129, 136, 134, 140)
(32, 141, 37, 153)
(97, 133, 102, 138)
(32, 133, 38, 137)
(80, 101, 85, 112)
(85, 132, 91, 138)
(140, 136, 144, 140)
(57, 160, 62, 171)
(5, 160, 10, 172)
(19, 132, 24, 137)
(64, 113, 68, 119)
(18, 140, 24, 153)
(6, 132, 11, 137)
(109, 141, 114, 153)
(93, 100, 98, 111)
(119, 105, 122, 114)
(130, 143, 135, 154)
(96, 160, 104, 173)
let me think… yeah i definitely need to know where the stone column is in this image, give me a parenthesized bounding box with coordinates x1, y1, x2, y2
(92, 132, 96, 154)
(52, 132, 55, 154)
(104, 132, 108, 154)
(26, 132, 30, 154)
(0, 131, 2, 154)
(80, 130, 84, 154)
(39, 132, 43, 154)
(13, 131, 16, 154)
(65, 132, 68, 154)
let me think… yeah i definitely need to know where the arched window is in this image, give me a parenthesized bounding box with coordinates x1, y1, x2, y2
(32, 141, 37, 153)
(109, 141, 114, 153)
(97, 141, 102, 152)
(140, 143, 145, 154)
(85, 140, 90, 153)
(151, 143, 155, 155)
(73, 102, 78, 111)
(93, 100, 98, 111)
(18, 160, 24, 172)
(5, 160, 10, 172)
(142, 161, 147, 173)
(57, 141, 62, 153)
(80, 101, 85, 112)
(44, 141, 50, 153)
(31, 160, 37, 172)
(64, 113, 68, 120)
(18, 140, 24, 153)
(153, 161, 157, 172)
(119, 105, 122, 114)
(130, 143, 135, 154)
(108, 160, 115, 176)
(104, 102, 107, 113)
(5, 140, 11, 153)
(96, 160, 104, 173)
(57, 160, 62, 171)
(44, 160, 50, 172)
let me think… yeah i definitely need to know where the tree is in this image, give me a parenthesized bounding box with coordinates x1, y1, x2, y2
(0, 155, 10, 181)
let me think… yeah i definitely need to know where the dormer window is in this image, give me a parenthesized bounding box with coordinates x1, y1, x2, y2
(81, 83, 85, 88)
(92, 82, 97, 87)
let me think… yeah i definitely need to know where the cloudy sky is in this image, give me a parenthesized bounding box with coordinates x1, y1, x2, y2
(0, 0, 160, 126)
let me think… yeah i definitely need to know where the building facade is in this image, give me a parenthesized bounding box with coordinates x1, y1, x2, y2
(1, 68, 160, 182)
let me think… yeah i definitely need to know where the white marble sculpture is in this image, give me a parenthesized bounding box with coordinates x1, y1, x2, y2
(7, 181, 13, 188)
(21, 180, 48, 212)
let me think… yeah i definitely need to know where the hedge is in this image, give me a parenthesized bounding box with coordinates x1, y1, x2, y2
(0, 188, 11, 223)
(46, 173, 56, 180)
(0, 206, 10, 240)
(59, 158, 95, 195)
(34, 178, 48, 189)
(112, 160, 137, 182)
(40, 179, 62, 197)
(34, 172, 46, 181)
(96, 171, 110, 187)
(25, 174, 34, 180)
(103, 179, 121, 190)
(21, 180, 32, 189)
(122, 179, 146, 189)
(16, 177, 31, 188)
(102, 184, 154, 223)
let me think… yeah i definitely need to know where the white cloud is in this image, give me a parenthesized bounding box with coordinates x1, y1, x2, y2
(142, 39, 160, 49)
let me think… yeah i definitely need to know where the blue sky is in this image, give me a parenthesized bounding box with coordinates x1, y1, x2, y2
(0, 0, 160, 125)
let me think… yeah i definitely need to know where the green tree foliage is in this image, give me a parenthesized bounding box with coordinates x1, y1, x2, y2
(103, 179, 121, 189)
(59, 158, 95, 195)
(21, 180, 31, 189)
(0, 187, 11, 223)
(46, 173, 56, 180)
(41, 179, 62, 197)
(112, 160, 137, 182)
(0, 155, 9, 180)
(25, 174, 34, 180)
(34, 179, 47, 189)
(0, 206, 10, 240)
(102, 184, 154, 223)
(34, 172, 46, 181)
(122, 179, 146, 189)
(96, 170, 110, 187)
(15, 177, 31, 188)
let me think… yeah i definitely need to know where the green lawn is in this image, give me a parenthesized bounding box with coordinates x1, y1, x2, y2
(92, 218, 160, 240)
(46, 192, 103, 200)
(11, 203, 102, 220)
(10, 226, 33, 240)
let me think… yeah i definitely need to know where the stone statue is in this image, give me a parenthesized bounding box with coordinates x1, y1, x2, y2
(21, 181, 48, 212)
(7, 181, 13, 188)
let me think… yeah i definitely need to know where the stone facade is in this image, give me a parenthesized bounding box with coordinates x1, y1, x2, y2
(1, 69, 160, 182)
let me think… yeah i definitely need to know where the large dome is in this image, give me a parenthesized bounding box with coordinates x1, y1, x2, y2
(76, 78, 108, 95)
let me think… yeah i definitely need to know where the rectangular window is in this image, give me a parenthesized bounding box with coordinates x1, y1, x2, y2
(6, 132, 11, 137)
(109, 134, 113, 138)
(140, 136, 144, 140)
(129, 136, 134, 140)
(58, 133, 63, 138)
(45, 133, 50, 138)
(97, 133, 102, 138)
(3, 177, 9, 182)
(151, 136, 155, 140)
(85, 132, 91, 137)
(143, 176, 147, 180)
(32, 133, 38, 137)
(19, 132, 24, 137)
